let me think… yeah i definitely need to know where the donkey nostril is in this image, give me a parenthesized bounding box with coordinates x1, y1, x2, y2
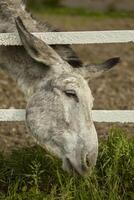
(81, 153, 91, 169)
(85, 154, 91, 168)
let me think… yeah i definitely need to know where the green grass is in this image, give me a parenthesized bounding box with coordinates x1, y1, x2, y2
(0, 128, 134, 200)
(28, 4, 134, 18)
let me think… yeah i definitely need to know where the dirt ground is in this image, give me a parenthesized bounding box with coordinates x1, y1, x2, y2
(0, 14, 134, 153)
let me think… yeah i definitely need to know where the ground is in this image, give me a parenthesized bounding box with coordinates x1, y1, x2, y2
(0, 12, 134, 153)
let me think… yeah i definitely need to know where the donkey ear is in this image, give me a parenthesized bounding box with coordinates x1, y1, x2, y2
(15, 17, 65, 68)
(75, 57, 120, 81)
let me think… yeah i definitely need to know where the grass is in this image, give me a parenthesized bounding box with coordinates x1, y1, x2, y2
(0, 128, 133, 200)
(28, 4, 134, 18)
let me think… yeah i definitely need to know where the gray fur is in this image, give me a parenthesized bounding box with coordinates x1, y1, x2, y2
(0, 0, 120, 175)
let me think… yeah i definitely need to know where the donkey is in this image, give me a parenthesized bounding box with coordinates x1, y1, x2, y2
(0, 0, 120, 175)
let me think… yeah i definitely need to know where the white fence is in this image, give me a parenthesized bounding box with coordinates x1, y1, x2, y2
(0, 30, 134, 45)
(0, 30, 134, 123)
(0, 109, 134, 123)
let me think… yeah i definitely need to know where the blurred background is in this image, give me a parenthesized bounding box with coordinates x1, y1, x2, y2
(28, 0, 134, 11)
(0, 0, 134, 152)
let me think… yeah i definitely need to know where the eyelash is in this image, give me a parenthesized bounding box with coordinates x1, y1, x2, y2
(64, 90, 79, 102)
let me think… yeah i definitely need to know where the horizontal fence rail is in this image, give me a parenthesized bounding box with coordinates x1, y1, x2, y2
(0, 110, 134, 123)
(0, 30, 134, 46)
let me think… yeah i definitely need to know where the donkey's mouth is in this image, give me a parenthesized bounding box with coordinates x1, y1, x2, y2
(65, 158, 79, 174)
(62, 157, 89, 176)
(62, 157, 79, 175)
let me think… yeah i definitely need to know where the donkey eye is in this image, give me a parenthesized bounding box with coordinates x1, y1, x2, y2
(64, 90, 79, 102)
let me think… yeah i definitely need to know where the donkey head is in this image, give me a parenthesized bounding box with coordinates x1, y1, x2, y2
(15, 17, 120, 176)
